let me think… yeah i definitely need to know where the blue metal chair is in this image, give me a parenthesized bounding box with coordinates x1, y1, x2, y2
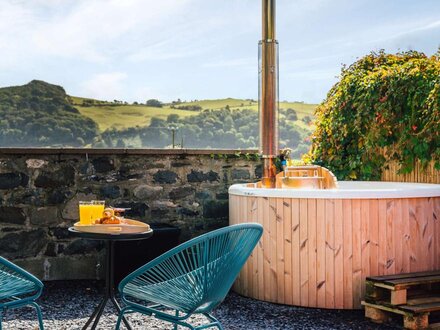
(0, 256, 44, 330)
(117, 223, 263, 330)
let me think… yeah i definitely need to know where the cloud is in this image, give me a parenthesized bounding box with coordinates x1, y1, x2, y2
(79, 72, 128, 101)
(0, 0, 195, 65)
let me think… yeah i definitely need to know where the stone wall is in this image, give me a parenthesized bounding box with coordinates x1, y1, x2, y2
(0, 149, 260, 280)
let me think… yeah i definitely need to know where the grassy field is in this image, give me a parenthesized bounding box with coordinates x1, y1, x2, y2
(76, 105, 197, 131)
(71, 96, 317, 132)
(181, 98, 316, 119)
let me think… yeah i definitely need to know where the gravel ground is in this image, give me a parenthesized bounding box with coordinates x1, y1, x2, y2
(2, 280, 400, 330)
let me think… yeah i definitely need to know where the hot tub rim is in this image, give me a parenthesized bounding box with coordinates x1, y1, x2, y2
(228, 181, 440, 199)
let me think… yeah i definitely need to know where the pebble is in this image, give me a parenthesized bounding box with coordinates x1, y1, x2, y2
(2, 281, 399, 329)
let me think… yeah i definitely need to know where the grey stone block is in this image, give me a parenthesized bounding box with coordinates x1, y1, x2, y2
(187, 170, 220, 182)
(35, 165, 75, 188)
(92, 157, 115, 173)
(133, 185, 163, 199)
(0, 172, 28, 189)
(153, 170, 178, 184)
(0, 206, 26, 225)
(169, 186, 195, 199)
(30, 206, 59, 226)
(0, 229, 48, 258)
(232, 169, 251, 180)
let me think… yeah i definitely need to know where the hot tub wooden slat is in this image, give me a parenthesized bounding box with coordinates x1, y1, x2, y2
(291, 198, 301, 306)
(283, 198, 293, 305)
(361, 199, 370, 305)
(276, 198, 285, 303)
(416, 198, 426, 272)
(386, 199, 395, 275)
(402, 199, 411, 273)
(334, 199, 344, 309)
(325, 199, 335, 308)
(342, 200, 353, 308)
(409, 199, 418, 272)
(248, 197, 258, 299)
(269, 198, 278, 303)
(428, 198, 435, 271)
(378, 200, 387, 276)
(435, 198, 440, 269)
(307, 199, 317, 308)
(316, 199, 326, 308)
(262, 197, 271, 302)
(300, 199, 309, 306)
(257, 197, 264, 301)
(369, 200, 379, 279)
(393, 199, 403, 274)
(352, 199, 362, 308)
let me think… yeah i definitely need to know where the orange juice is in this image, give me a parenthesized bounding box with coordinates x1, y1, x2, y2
(79, 201, 105, 224)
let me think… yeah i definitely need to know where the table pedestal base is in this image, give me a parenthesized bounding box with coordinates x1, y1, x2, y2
(82, 241, 132, 330)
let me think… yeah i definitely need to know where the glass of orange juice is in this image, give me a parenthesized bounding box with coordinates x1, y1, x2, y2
(79, 201, 105, 225)
(91, 200, 105, 222)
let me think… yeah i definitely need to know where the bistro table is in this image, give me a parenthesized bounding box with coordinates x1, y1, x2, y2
(68, 227, 153, 330)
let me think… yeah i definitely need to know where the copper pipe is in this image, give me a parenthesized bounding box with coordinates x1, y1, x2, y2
(262, 0, 275, 40)
(259, 0, 278, 188)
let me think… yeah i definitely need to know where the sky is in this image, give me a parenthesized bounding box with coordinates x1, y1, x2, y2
(0, 0, 439, 104)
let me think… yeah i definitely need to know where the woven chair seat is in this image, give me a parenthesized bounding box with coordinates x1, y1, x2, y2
(0, 256, 44, 329)
(0, 269, 38, 301)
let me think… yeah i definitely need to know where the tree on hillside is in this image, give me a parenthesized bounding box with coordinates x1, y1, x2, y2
(167, 114, 179, 123)
(146, 99, 163, 108)
(285, 108, 298, 121)
(149, 117, 166, 127)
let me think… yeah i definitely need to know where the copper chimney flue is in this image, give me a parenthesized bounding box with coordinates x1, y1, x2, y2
(259, 0, 278, 188)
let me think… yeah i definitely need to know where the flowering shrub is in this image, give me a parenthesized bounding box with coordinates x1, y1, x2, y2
(308, 50, 440, 180)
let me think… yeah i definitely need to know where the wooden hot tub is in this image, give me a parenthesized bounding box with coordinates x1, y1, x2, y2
(229, 181, 440, 309)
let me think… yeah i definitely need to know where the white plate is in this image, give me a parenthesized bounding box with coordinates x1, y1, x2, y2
(74, 219, 150, 234)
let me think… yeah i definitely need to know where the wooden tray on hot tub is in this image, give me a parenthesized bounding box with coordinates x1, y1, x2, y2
(248, 165, 338, 189)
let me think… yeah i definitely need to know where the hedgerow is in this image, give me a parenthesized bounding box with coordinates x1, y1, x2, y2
(308, 50, 440, 180)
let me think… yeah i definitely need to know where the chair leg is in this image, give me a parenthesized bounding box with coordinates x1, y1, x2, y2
(198, 313, 223, 330)
(31, 303, 44, 330)
(174, 310, 179, 330)
(152, 312, 194, 330)
(116, 306, 131, 330)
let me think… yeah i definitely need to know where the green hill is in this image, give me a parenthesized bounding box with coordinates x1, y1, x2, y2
(71, 96, 316, 133)
(0, 81, 99, 147)
(0, 80, 316, 153)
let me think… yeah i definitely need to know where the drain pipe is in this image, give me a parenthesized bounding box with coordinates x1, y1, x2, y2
(259, 0, 279, 188)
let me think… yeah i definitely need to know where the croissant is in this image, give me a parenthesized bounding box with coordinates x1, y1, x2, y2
(95, 208, 125, 224)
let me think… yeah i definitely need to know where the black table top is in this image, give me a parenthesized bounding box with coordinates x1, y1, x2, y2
(68, 227, 153, 241)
